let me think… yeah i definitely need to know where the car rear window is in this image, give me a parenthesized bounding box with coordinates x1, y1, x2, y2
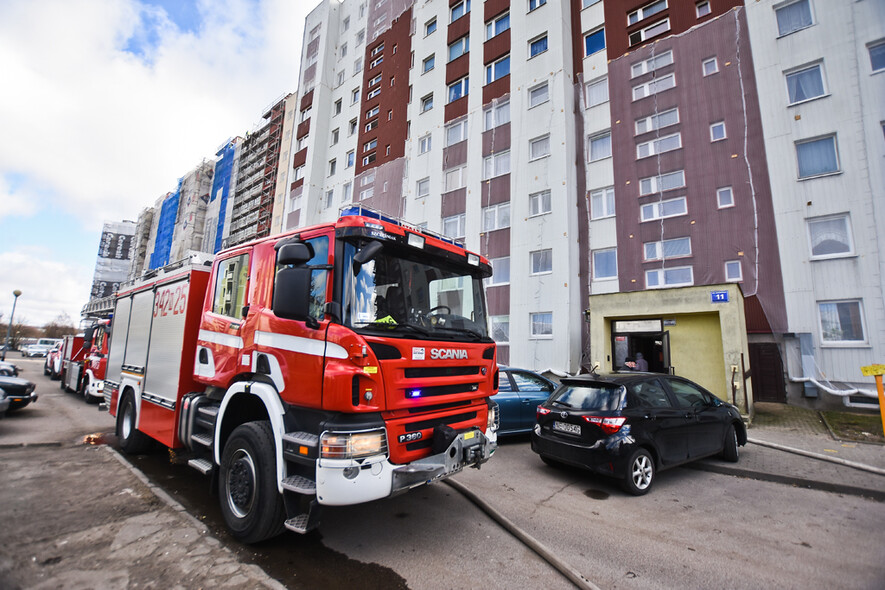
(549, 383, 624, 411)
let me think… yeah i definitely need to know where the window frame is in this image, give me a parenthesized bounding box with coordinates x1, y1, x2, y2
(584, 27, 605, 57)
(629, 18, 670, 47)
(528, 82, 550, 108)
(592, 248, 618, 280)
(529, 0, 547, 13)
(590, 186, 615, 219)
(483, 150, 511, 180)
(451, 0, 470, 23)
(486, 55, 510, 85)
(442, 213, 466, 240)
(484, 100, 510, 130)
(796, 134, 840, 179)
(418, 133, 432, 154)
(529, 134, 551, 161)
(628, 0, 667, 26)
(639, 170, 685, 196)
(444, 165, 467, 192)
(630, 50, 673, 78)
(635, 107, 679, 135)
(775, 0, 814, 38)
(645, 265, 694, 289)
(640, 196, 687, 222)
(643, 236, 692, 262)
(530, 189, 552, 217)
(529, 34, 548, 58)
(717, 186, 735, 209)
(530, 248, 553, 275)
(696, 1, 711, 18)
(416, 177, 430, 198)
(870, 40, 885, 73)
(818, 300, 867, 345)
(632, 73, 676, 101)
(785, 62, 827, 105)
(710, 121, 727, 142)
(725, 260, 743, 282)
(702, 57, 719, 76)
(806, 214, 855, 259)
(636, 132, 682, 159)
(422, 54, 436, 73)
(420, 93, 434, 113)
(446, 119, 469, 146)
(448, 36, 470, 62)
(585, 76, 609, 108)
(448, 76, 469, 103)
(425, 17, 437, 36)
(529, 311, 553, 339)
(486, 12, 510, 40)
(589, 131, 612, 162)
(486, 256, 510, 286)
(482, 202, 511, 232)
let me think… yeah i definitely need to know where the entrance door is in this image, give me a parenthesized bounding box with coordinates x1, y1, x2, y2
(612, 331, 671, 374)
(749, 343, 786, 403)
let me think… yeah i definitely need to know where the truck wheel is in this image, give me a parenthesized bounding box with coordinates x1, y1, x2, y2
(219, 421, 286, 544)
(116, 393, 153, 454)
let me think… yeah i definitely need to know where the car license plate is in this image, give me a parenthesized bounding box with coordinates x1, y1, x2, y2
(553, 421, 580, 435)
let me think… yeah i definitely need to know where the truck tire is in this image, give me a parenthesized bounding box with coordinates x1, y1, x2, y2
(219, 421, 286, 544)
(116, 393, 153, 454)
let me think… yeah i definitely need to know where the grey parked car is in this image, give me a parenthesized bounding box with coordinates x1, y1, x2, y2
(0, 375, 38, 411)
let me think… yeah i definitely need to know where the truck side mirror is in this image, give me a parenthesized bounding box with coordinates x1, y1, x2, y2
(277, 242, 313, 265)
(272, 267, 313, 323)
(352, 240, 383, 273)
(82, 327, 95, 349)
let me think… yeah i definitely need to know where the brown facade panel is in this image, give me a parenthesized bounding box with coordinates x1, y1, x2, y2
(292, 178, 304, 190)
(292, 147, 307, 168)
(296, 119, 310, 140)
(486, 285, 510, 316)
(482, 123, 510, 156)
(300, 89, 314, 111)
(445, 53, 470, 84)
(481, 175, 510, 207)
(445, 96, 469, 121)
(480, 228, 510, 259)
(484, 0, 509, 21)
(441, 187, 467, 217)
(482, 75, 510, 104)
(285, 209, 300, 232)
(443, 140, 468, 168)
(483, 29, 510, 65)
(447, 14, 470, 45)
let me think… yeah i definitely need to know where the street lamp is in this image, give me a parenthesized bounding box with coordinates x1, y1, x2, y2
(3, 289, 22, 361)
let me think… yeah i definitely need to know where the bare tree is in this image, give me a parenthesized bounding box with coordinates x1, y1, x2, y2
(43, 313, 76, 339)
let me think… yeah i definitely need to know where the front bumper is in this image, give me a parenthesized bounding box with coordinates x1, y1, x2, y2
(6, 392, 38, 408)
(315, 428, 497, 506)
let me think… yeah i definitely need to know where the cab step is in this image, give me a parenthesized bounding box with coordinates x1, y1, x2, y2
(191, 433, 213, 447)
(282, 474, 317, 494)
(188, 458, 214, 474)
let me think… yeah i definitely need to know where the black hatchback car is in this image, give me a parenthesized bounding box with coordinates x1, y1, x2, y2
(531, 373, 746, 495)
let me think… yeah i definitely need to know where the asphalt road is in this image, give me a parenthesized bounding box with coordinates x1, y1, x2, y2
(3, 357, 884, 589)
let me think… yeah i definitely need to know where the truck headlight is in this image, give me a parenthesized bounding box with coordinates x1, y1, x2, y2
(321, 429, 388, 459)
(487, 402, 499, 432)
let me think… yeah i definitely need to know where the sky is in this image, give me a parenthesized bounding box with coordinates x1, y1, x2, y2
(0, 0, 311, 329)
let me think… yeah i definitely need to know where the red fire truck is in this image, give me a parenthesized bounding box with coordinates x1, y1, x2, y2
(64, 320, 110, 402)
(59, 333, 86, 390)
(104, 209, 499, 543)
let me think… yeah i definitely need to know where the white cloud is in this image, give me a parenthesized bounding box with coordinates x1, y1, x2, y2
(0, 0, 307, 230)
(0, 249, 93, 328)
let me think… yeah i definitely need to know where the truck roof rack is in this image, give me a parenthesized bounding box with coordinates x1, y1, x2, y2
(339, 204, 465, 249)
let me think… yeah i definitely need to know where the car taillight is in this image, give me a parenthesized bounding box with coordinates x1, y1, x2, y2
(537, 406, 551, 417)
(582, 415, 626, 435)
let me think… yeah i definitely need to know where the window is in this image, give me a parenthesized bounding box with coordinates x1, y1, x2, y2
(530, 312, 553, 338)
(445, 166, 467, 191)
(529, 0, 547, 12)
(630, 50, 673, 78)
(340, 42, 348, 57)
(629, 18, 670, 46)
(451, 0, 470, 22)
(646, 266, 693, 288)
(362, 153, 376, 166)
(369, 56, 383, 68)
(529, 34, 548, 58)
(487, 13, 510, 40)
(301, 106, 313, 121)
(640, 197, 687, 221)
(336, 70, 346, 87)
(349, 118, 358, 135)
(635, 107, 679, 135)
(703, 57, 718, 76)
(213, 253, 250, 317)
(593, 248, 617, 279)
(584, 28, 605, 57)
(491, 316, 510, 343)
(710, 121, 727, 142)
(367, 87, 381, 100)
(807, 215, 854, 258)
(352, 87, 360, 104)
(870, 41, 885, 72)
(370, 43, 384, 57)
(368, 73, 382, 87)
(365, 119, 379, 132)
(346, 150, 355, 168)
(446, 120, 468, 146)
(331, 128, 339, 145)
(628, 0, 667, 25)
(796, 135, 839, 178)
(583, 0, 601, 7)
(421, 94, 434, 112)
(644, 237, 691, 261)
(483, 151, 511, 179)
(776, 0, 813, 37)
(448, 76, 469, 102)
(589, 132, 612, 161)
(296, 135, 308, 151)
(343, 182, 352, 203)
(356, 29, 365, 44)
(359, 185, 374, 200)
(366, 105, 379, 119)
(585, 77, 608, 107)
(530, 135, 550, 160)
(819, 300, 865, 343)
(717, 187, 734, 208)
(425, 18, 437, 36)
(328, 159, 337, 176)
(363, 138, 377, 153)
(419, 133, 432, 154)
(293, 165, 304, 181)
(590, 187, 615, 219)
(637, 132, 681, 158)
(443, 213, 466, 239)
(786, 63, 825, 104)
(487, 257, 510, 286)
(531, 249, 553, 274)
(484, 100, 510, 129)
(343, 17, 350, 31)
(483, 202, 511, 232)
(632, 73, 675, 100)
(529, 83, 549, 108)
(486, 55, 510, 84)
(354, 58, 363, 74)
(324, 189, 334, 209)
(696, 1, 710, 17)
(639, 170, 684, 196)
(416, 177, 430, 197)
(725, 260, 742, 282)
(423, 55, 435, 73)
(449, 36, 469, 62)
(530, 190, 552, 216)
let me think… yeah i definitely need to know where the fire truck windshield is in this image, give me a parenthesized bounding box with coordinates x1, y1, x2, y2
(342, 241, 491, 342)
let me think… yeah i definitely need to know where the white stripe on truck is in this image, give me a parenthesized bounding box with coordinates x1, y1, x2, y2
(254, 331, 348, 359)
(198, 330, 244, 350)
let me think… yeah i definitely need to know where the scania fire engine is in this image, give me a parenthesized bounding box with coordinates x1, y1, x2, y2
(104, 209, 499, 542)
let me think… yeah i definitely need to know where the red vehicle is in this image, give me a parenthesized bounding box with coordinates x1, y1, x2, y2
(44, 342, 63, 379)
(105, 209, 499, 542)
(59, 334, 86, 391)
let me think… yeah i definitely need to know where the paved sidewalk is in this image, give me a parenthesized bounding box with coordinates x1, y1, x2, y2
(692, 402, 885, 500)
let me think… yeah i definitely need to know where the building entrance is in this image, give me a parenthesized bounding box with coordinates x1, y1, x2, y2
(611, 319, 672, 374)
